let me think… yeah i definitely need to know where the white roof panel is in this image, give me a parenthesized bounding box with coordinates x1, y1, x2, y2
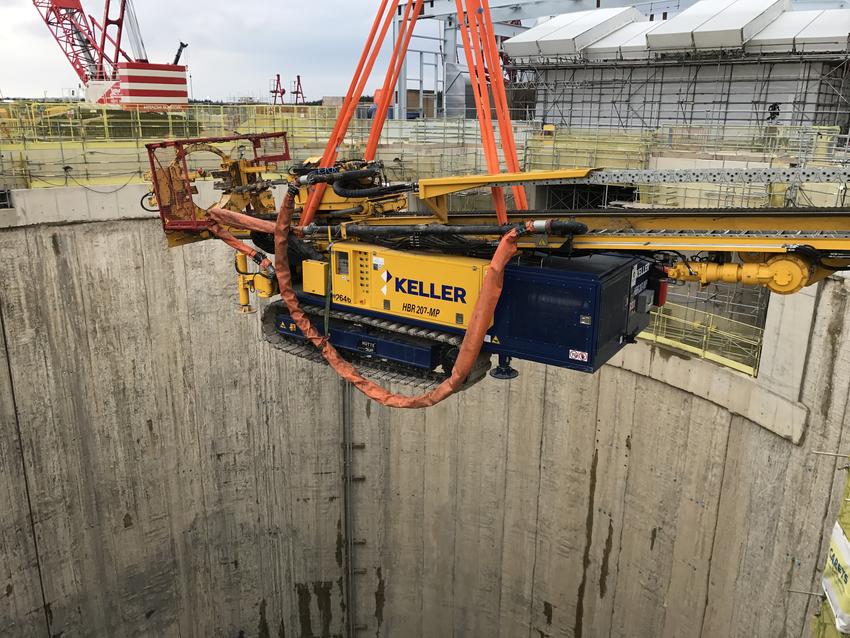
(504, 3, 850, 59)
(647, 0, 738, 49)
(795, 9, 850, 52)
(537, 7, 641, 54)
(693, 0, 789, 49)
(584, 21, 660, 60)
(504, 9, 604, 57)
(746, 10, 822, 53)
(504, 7, 640, 57)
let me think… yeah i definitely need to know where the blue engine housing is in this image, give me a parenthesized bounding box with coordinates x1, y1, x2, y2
(484, 253, 657, 373)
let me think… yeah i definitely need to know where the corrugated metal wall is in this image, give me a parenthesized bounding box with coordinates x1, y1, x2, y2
(524, 59, 850, 131)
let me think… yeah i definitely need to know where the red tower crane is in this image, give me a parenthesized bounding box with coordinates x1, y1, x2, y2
(32, 0, 188, 109)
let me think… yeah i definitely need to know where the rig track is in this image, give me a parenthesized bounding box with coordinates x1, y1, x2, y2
(261, 301, 490, 391)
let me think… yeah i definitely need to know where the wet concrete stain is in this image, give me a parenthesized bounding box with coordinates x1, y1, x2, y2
(823, 285, 847, 419)
(278, 618, 286, 638)
(295, 583, 313, 637)
(374, 567, 385, 634)
(654, 345, 692, 362)
(543, 601, 553, 625)
(258, 599, 270, 638)
(336, 519, 344, 569)
(625, 435, 631, 451)
(650, 527, 658, 551)
(313, 581, 333, 637)
(123, 513, 133, 528)
(144, 609, 155, 619)
(51, 234, 61, 256)
(600, 517, 614, 599)
(5, 583, 12, 597)
(295, 581, 334, 638)
(574, 447, 598, 638)
(337, 577, 346, 618)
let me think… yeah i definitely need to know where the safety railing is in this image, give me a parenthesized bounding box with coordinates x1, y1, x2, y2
(640, 301, 765, 376)
(0, 101, 542, 188)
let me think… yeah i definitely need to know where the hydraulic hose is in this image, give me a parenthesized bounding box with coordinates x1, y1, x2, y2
(274, 184, 519, 409)
(300, 167, 413, 200)
(300, 167, 380, 186)
(331, 181, 411, 199)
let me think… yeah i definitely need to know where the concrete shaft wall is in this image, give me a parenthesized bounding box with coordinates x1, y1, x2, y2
(0, 216, 347, 637)
(1, 186, 848, 637)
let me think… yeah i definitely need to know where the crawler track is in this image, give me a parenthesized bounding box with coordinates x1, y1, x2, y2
(262, 301, 491, 391)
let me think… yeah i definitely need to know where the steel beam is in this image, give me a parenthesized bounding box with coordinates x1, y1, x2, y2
(419, 0, 688, 20)
(421, 0, 604, 20)
(548, 168, 850, 185)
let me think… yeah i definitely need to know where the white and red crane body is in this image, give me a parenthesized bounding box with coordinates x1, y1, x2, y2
(32, 0, 188, 109)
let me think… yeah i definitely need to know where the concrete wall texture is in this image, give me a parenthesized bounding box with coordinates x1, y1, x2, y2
(1, 185, 849, 637)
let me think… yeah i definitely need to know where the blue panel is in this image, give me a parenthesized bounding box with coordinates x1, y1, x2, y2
(482, 255, 654, 373)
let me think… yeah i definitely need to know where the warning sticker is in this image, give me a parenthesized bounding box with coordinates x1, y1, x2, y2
(569, 349, 589, 362)
(372, 256, 385, 270)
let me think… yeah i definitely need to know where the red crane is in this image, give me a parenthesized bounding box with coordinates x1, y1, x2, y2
(32, 0, 187, 109)
(32, 0, 143, 83)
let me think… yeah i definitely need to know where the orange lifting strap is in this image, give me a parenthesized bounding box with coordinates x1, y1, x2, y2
(300, 0, 526, 228)
(365, 0, 425, 160)
(299, 0, 401, 228)
(454, 0, 528, 220)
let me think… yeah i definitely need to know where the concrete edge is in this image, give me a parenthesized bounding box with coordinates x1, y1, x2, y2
(607, 340, 808, 444)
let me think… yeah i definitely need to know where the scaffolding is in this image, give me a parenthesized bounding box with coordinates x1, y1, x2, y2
(508, 54, 850, 132)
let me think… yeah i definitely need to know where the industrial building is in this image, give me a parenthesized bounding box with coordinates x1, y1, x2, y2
(505, 2, 850, 129)
(5, 1, 850, 637)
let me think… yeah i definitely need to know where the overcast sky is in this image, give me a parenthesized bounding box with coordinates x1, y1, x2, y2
(0, 0, 442, 100)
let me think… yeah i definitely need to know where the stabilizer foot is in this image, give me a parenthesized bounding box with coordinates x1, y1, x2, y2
(490, 355, 519, 380)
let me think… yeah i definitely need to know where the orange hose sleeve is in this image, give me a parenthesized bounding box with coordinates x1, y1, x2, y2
(273, 188, 518, 408)
(208, 206, 276, 234)
(209, 223, 272, 271)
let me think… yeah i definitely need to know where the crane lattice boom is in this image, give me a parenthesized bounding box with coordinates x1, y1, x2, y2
(32, 0, 100, 83)
(32, 0, 145, 83)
